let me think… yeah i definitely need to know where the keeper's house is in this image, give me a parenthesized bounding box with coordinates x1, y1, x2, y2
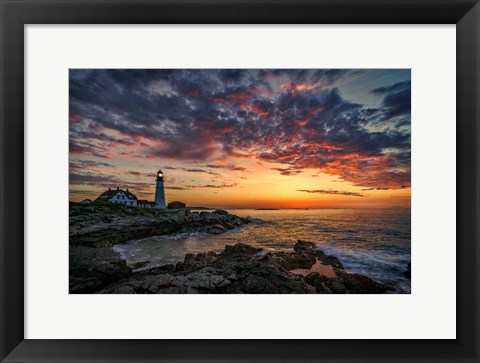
(95, 187, 139, 207)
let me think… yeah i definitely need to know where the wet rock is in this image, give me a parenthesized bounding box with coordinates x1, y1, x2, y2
(141, 274, 180, 293)
(146, 264, 175, 274)
(206, 224, 226, 234)
(305, 273, 334, 294)
(213, 209, 229, 215)
(274, 251, 316, 270)
(178, 251, 218, 272)
(328, 280, 347, 294)
(69, 245, 132, 293)
(294, 240, 317, 252)
(324, 255, 344, 269)
(183, 268, 231, 290)
(225, 267, 309, 294)
(101, 285, 137, 294)
(335, 270, 392, 294)
(131, 260, 150, 270)
(70, 205, 251, 247)
(81, 238, 393, 294)
(224, 243, 262, 256)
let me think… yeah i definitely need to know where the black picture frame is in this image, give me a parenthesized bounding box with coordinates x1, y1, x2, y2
(1, 0, 479, 362)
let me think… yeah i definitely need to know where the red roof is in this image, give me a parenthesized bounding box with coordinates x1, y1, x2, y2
(124, 190, 137, 200)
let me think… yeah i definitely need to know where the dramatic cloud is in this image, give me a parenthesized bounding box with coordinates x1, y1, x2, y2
(271, 168, 304, 176)
(184, 183, 237, 189)
(70, 159, 115, 172)
(361, 187, 390, 191)
(297, 189, 364, 197)
(69, 171, 154, 197)
(205, 164, 247, 172)
(70, 69, 411, 191)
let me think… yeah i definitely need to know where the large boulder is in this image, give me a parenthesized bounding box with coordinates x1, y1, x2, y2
(224, 243, 262, 256)
(176, 251, 218, 272)
(294, 240, 317, 252)
(334, 270, 392, 294)
(224, 265, 309, 294)
(70, 205, 251, 248)
(274, 251, 316, 270)
(213, 209, 230, 215)
(69, 246, 132, 293)
(182, 267, 231, 290)
(305, 273, 333, 294)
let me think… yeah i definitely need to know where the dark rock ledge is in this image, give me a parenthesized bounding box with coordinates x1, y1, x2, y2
(70, 239, 393, 294)
(69, 207, 252, 293)
(70, 204, 251, 248)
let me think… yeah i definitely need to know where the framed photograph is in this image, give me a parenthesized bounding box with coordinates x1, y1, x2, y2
(1, 0, 478, 362)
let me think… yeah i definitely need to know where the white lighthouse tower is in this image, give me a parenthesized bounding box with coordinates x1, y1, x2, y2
(154, 169, 167, 209)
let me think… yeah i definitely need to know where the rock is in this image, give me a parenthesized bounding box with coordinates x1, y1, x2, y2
(324, 255, 344, 269)
(224, 243, 262, 256)
(226, 268, 309, 294)
(147, 264, 175, 274)
(213, 209, 229, 215)
(179, 251, 218, 272)
(305, 272, 330, 285)
(274, 251, 316, 270)
(294, 240, 317, 252)
(183, 268, 231, 290)
(206, 224, 226, 234)
(69, 205, 251, 247)
(102, 285, 137, 294)
(76, 234, 393, 294)
(69, 246, 132, 293)
(141, 274, 180, 293)
(328, 281, 347, 294)
(305, 273, 333, 294)
(335, 270, 392, 294)
(131, 260, 150, 270)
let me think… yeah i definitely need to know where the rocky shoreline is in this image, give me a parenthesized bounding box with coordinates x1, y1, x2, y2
(69, 204, 252, 293)
(70, 204, 395, 294)
(70, 206, 395, 294)
(70, 203, 250, 248)
(93, 241, 393, 294)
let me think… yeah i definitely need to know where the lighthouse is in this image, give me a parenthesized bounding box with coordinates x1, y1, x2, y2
(154, 169, 167, 209)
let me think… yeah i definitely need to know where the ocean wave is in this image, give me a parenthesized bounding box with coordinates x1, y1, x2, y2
(112, 209, 410, 293)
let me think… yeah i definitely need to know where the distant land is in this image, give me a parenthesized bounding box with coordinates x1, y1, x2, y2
(255, 208, 279, 210)
(189, 206, 214, 210)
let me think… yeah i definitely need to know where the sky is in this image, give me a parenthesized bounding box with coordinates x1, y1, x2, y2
(69, 69, 411, 209)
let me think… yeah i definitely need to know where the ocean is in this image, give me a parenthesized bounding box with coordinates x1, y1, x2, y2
(113, 208, 411, 293)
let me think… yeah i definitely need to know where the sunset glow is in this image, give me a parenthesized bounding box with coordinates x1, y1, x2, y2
(69, 69, 411, 209)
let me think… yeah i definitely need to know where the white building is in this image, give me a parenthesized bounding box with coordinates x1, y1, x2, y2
(94, 169, 167, 209)
(136, 199, 157, 209)
(95, 187, 139, 206)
